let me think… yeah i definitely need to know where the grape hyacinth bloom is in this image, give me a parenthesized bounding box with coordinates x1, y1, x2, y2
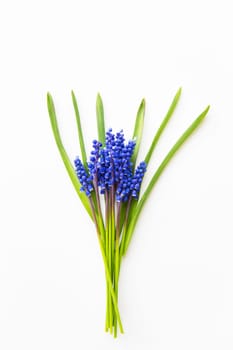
(47, 89, 209, 337)
(88, 140, 102, 178)
(115, 140, 136, 202)
(74, 157, 93, 197)
(131, 161, 147, 199)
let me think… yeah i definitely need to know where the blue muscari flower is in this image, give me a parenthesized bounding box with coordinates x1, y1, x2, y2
(97, 128, 115, 192)
(99, 129, 124, 193)
(106, 128, 115, 151)
(100, 129, 137, 201)
(98, 148, 111, 194)
(74, 129, 146, 201)
(115, 139, 136, 202)
(88, 140, 102, 177)
(130, 161, 147, 199)
(112, 130, 125, 183)
(74, 157, 93, 197)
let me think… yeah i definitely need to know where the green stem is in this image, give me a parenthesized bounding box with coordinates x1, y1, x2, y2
(119, 196, 132, 260)
(108, 191, 113, 333)
(89, 198, 124, 333)
(111, 186, 116, 333)
(93, 177, 105, 244)
(111, 186, 116, 271)
(98, 236, 123, 333)
(105, 192, 109, 331)
(114, 202, 122, 337)
(105, 278, 109, 332)
(114, 237, 120, 337)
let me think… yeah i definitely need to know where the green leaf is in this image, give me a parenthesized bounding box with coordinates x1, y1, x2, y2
(71, 91, 88, 167)
(131, 99, 145, 168)
(123, 89, 181, 243)
(47, 92, 92, 219)
(145, 87, 182, 165)
(119, 99, 145, 232)
(96, 93, 106, 146)
(123, 105, 210, 255)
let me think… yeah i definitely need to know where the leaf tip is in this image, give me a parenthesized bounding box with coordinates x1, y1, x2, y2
(71, 90, 77, 104)
(97, 92, 102, 101)
(47, 92, 54, 108)
(201, 105, 210, 119)
(176, 87, 182, 98)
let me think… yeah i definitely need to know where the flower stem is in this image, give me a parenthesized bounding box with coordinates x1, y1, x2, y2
(111, 186, 116, 333)
(105, 192, 109, 331)
(119, 196, 132, 261)
(93, 177, 105, 243)
(108, 190, 113, 333)
(89, 198, 124, 333)
(114, 202, 122, 337)
(98, 236, 123, 333)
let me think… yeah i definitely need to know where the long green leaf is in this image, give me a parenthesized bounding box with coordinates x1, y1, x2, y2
(145, 87, 182, 165)
(119, 99, 145, 231)
(71, 91, 88, 167)
(131, 99, 145, 167)
(96, 93, 106, 146)
(126, 88, 182, 230)
(123, 105, 210, 255)
(47, 93, 92, 219)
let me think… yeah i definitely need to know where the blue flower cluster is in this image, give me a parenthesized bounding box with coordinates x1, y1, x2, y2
(130, 162, 147, 199)
(88, 140, 102, 177)
(74, 158, 93, 197)
(74, 129, 147, 202)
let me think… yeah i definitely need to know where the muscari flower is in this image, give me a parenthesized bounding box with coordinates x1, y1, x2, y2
(88, 139, 102, 178)
(115, 139, 136, 202)
(131, 161, 147, 199)
(74, 129, 146, 202)
(74, 157, 93, 197)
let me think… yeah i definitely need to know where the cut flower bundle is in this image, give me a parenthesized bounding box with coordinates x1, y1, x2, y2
(47, 89, 209, 337)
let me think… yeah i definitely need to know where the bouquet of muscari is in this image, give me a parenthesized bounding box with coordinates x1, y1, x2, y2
(47, 89, 209, 337)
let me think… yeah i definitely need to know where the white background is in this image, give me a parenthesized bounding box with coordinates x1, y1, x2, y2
(0, 0, 233, 349)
